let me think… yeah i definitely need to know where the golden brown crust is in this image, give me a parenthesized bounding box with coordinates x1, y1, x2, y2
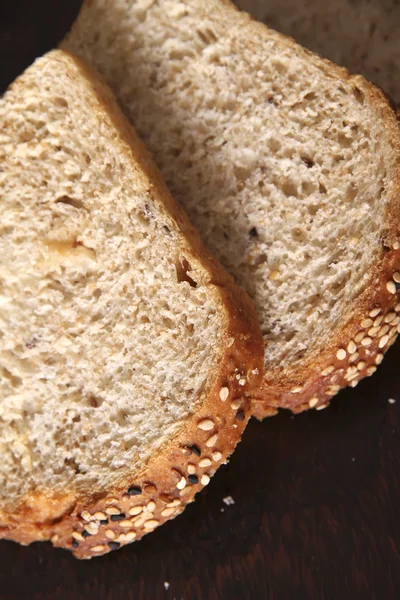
(0, 51, 264, 557)
(215, 1, 400, 418)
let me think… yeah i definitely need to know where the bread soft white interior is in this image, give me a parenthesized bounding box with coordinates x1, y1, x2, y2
(234, 0, 400, 103)
(0, 51, 224, 505)
(64, 0, 395, 371)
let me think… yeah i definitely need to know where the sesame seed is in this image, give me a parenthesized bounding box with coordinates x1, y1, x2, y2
(393, 316, 400, 326)
(316, 404, 328, 411)
(346, 366, 358, 375)
(378, 325, 390, 337)
(82, 530, 91, 539)
(72, 531, 84, 541)
(361, 318, 373, 329)
(161, 507, 176, 517)
(128, 506, 143, 516)
(321, 366, 334, 376)
(367, 366, 377, 376)
(108, 541, 120, 551)
(86, 521, 99, 535)
(146, 501, 156, 513)
(357, 361, 366, 371)
(387, 281, 397, 294)
(361, 336, 373, 347)
(199, 458, 212, 468)
(355, 331, 365, 343)
(367, 326, 380, 337)
(219, 387, 229, 401)
(187, 464, 196, 475)
(106, 507, 121, 516)
(197, 418, 214, 431)
(345, 371, 359, 382)
(370, 308, 381, 318)
(132, 516, 145, 528)
(347, 341, 357, 354)
(127, 486, 142, 496)
(143, 519, 159, 531)
(291, 387, 302, 393)
(236, 410, 246, 421)
(177, 476, 186, 490)
(375, 353, 384, 365)
(308, 397, 318, 408)
(231, 399, 241, 410)
(336, 348, 346, 360)
(93, 512, 106, 522)
(105, 498, 118, 505)
(72, 540, 79, 548)
(374, 315, 384, 327)
(379, 335, 389, 348)
(119, 520, 133, 529)
(125, 532, 136, 542)
(349, 352, 360, 363)
(188, 474, 199, 485)
(105, 529, 116, 540)
(206, 433, 218, 447)
(350, 379, 359, 388)
(201, 474, 211, 486)
(81, 511, 92, 522)
(110, 513, 126, 522)
(91, 545, 106, 553)
(395, 303, 400, 313)
(213, 451, 222, 461)
(384, 312, 396, 323)
(393, 272, 400, 283)
(326, 385, 341, 395)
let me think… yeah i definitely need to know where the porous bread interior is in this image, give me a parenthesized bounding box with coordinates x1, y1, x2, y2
(0, 52, 222, 504)
(234, 0, 400, 103)
(64, 0, 393, 369)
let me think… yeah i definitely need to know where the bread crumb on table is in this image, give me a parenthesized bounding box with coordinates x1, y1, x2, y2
(164, 582, 170, 590)
(223, 496, 235, 506)
(388, 398, 396, 404)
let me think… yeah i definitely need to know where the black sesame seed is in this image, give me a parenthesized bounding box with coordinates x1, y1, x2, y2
(72, 539, 79, 548)
(110, 513, 126, 522)
(108, 541, 121, 551)
(249, 227, 258, 238)
(82, 530, 91, 538)
(236, 410, 246, 422)
(188, 474, 199, 485)
(190, 445, 201, 456)
(396, 282, 400, 292)
(100, 519, 108, 525)
(127, 486, 142, 496)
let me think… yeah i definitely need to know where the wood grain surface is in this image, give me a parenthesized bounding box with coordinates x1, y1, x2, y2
(1, 2, 400, 598)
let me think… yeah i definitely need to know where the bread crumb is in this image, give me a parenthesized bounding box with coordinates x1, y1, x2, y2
(223, 495, 235, 506)
(164, 582, 170, 590)
(388, 398, 396, 404)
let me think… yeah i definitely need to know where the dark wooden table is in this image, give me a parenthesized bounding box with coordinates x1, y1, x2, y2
(1, 2, 400, 598)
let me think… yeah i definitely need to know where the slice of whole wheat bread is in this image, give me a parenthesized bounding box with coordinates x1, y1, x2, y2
(63, 0, 400, 418)
(0, 49, 263, 558)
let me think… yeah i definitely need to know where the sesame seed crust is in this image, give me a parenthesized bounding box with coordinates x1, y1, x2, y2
(252, 243, 400, 418)
(0, 52, 264, 559)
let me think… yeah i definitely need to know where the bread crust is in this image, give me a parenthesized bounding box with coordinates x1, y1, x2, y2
(62, 0, 400, 421)
(0, 51, 264, 557)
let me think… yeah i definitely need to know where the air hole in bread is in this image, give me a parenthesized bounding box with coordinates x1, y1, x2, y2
(1, 367, 22, 388)
(55, 195, 85, 210)
(353, 87, 365, 104)
(176, 257, 197, 287)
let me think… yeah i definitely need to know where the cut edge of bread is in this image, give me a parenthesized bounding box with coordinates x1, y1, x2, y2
(0, 50, 264, 558)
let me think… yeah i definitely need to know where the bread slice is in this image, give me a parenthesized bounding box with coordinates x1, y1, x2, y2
(234, 0, 400, 104)
(0, 49, 263, 558)
(63, 0, 400, 418)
